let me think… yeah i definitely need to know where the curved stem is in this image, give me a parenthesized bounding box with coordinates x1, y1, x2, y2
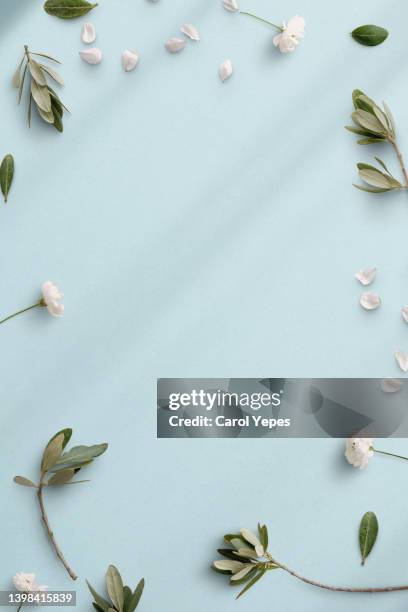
(36, 483, 78, 581)
(0, 303, 40, 326)
(373, 448, 408, 462)
(271, 559, 408, 593)
(390, 139, 408, 187)
(239, 11, 283, 31)
(17, 604, 23, 612)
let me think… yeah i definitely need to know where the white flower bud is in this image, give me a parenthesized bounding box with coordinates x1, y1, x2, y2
(79, 47, 102, 65)
(81, 22, 96, 44)
(165, 38, 186, 53)
(122, 49, 139, 72)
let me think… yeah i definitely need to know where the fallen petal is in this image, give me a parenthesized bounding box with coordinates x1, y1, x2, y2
(82, 22, 96, 44)
(79, 48, 102, 65)
(165, 38, 186, 53)
(219, 59, 233, 82)
(223, 0, 239, 11)
(395, 350, 408, 372)
(360, 292, 381, 310)
(381, 378, 403, 393)
(122, 49, 139, 72)
(401, 306, 408, 323)
(355, 267, 377, 286)
(180, 23, 200, 41)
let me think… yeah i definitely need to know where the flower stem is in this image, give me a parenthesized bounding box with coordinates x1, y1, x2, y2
(36, 482, 78, 581)
(17, 604, 23, 612)
(270, 558, 408, 593)
(390, 139, 408, 187)
(0, 303, 40, 326)
(239, 11, 283, 31)
(373, 448, 408, 461)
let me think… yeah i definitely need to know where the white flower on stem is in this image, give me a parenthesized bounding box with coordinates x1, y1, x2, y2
(345, 437, 374, 469)
(41, 281, 64, 317)
(13, 573, 47, 593)
(273, 16, 305, 53)
(223, 0, 239, 12)
(122, 50, 139, 72)
(79, 48, 102, 65)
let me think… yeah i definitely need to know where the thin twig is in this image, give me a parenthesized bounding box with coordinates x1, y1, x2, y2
(36, 483, 78, 581)
(270, 559, 408, 593)
(390, 139, 408, 187)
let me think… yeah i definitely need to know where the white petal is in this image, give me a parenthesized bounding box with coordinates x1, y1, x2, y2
(223, 0, 239, 11)
(401, 306, 408, 323)
(360, 292, 381, 310)
(395, 351, 408, 372)
(355, 267, 377, 286)
(219, 59, 233, 82)
(381, 378, 403, 393)
(81, 22, 96, 44)
(79, 48, 102, 65)
(180, 23, 200, 41)
(122, 49, 139, 72)
(165, 38, 186, 53)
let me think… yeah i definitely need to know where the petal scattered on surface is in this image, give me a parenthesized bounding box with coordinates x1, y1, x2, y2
(81, 23, 96, 44)
(355, 267, 377, 286)
(360, 292, 381, 310)
(180, 24, 200, 41)
(395, 350, 408, 372)
(79, 48, 102, 65)
(222, 0, 239, 12)
(381, 378, 403, 393)
(219, 59, 233, 82)
(165, 38, 187, 53)
(401, 306, 408, 323)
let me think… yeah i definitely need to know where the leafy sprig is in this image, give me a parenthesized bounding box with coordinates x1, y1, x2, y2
(14, 428, 108, 580)
(13, 46, 68, 132)
(346, 90, 408, 193)
(87, 565, 144, 612)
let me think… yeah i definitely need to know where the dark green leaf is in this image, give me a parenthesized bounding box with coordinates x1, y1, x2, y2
(128, 579, 144, 611)
(352, 25, 389, 47)
(217, 549, 251, 563)
(123, 586, 132, 612)
(44, 0, 98, 19)
(359, 511, 379, 565)
(236, 568, 266, 599)
(258, 523, 268, 550)
(92, 604, 104, 612)
(0, 154, 14, 203)
(13, 475, 36, 487)
(106, 565, 124, 612)
(86, 581, 111, 612)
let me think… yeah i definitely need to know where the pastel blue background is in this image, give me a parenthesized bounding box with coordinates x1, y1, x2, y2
(2, 0, 408, 610)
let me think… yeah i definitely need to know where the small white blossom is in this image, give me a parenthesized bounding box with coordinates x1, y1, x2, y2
(41, 281, 64, 317)
(273, 15, 305, 53)
(345, 437, 374, 469)
(13, 573, 47, 593)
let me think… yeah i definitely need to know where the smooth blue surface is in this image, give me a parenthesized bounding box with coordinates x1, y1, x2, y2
(2, 0, 408, 610)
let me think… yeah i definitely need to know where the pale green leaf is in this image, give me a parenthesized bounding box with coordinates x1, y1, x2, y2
(13, 476, 37, 487)
(106, 565, 124, 612)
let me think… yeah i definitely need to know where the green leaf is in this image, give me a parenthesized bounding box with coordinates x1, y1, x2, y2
(31, 52, 61, 64)
(41, 432, 64, 473)
(352, 25, 389, 47)
(359, 511, 379, 565)
(236, 568, 266, 599)
(46, 428, 72, 451)
(230, 566, 257, 586)
(383, 102, 396, 137)
(44, 0, 98, 19)
(39, 63, 64, 86)
(86, 581, 111, 612)
(357, 162, 401, 189)
(374, 157, 392, 174)
(353, 184, 391, 193)
(217, 549, 252, 564)
(18, 63, 28, 105)
(0, 154, 14, 203)
(31, 80, 51, 112)
(106, 565, 124, 612)
(345, 125, 381, 138)
(37, 105, 55, 124)
(123, 586, 132, 612)
(50, 442, 108, 472)
(352, 110, 385, 135)
(357, 138, 387, 145)
(47, 469, 76, 485)
(13, 475, 37, 487)
(12, 60, 24, 88)
(92, 604, 105, 612)
(128, 579, 144, 611)
(258, 523, 268, 550)
(224, 534, 251, 550)
(29, 59, 47, 86)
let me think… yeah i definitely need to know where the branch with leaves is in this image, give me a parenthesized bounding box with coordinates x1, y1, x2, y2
(14, 428, 108, 581)
(346, 90, 408, 193)
(212, 523, 408, 598)
(13, 46, 69, 132)
(87, 565, 144, 612)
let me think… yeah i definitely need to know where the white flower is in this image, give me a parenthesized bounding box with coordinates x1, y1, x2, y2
(79, 48, 102, 65)
(13, 573, 47, 593)
(223, 0, 239, 12)
(41, 281, 64, 317)
(273, 16, 305, 53)
(345, 437, 374, 469)
(122, 50, 139, 72)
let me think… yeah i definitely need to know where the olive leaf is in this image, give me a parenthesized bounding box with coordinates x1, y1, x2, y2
(236, 568, 266, 599)
(44, 0, 98, 19)
(88, 568, 144, 612)
(50, 443, 108, 472)
(359, 511, 379, 565)
(13, 428, 108, 580)
(352, 25, 389, 47)
(0, 154, 14, 203)
(356, 162, 401, 191)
